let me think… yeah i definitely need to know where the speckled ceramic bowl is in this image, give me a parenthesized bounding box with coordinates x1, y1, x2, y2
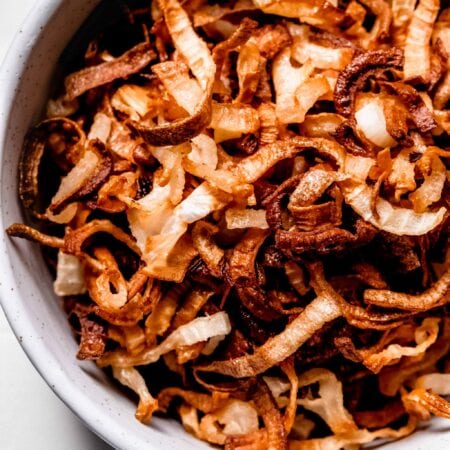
(1, 1, 450, 449)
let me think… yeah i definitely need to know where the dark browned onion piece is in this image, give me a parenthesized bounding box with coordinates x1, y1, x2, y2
(19, 118, 85, 218)
(263, 175, 303, 230)
(64, 219, 141, 256)
(64, 42, 156, 101)
(333, 119, 375, 157)
(6, 223, 64, 248)
(19, 132, 45, 217)
(379, 81, 437, 132)
(227, 228, 282, 322)
(364, 268, 450, 311)
(251, 379, 288, 450)
(275, 219, 377, 257)
(334, 48, 404, 117)
(307, 261, 411, 330)
(69, 304, 106, 360)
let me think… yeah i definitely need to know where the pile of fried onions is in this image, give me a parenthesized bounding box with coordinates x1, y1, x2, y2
(7, 0, 450, 448)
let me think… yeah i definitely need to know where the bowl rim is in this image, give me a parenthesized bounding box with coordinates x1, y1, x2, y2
(0, 1, 135, 449)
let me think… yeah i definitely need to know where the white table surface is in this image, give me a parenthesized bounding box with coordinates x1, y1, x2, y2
(0, 2, 113, 449)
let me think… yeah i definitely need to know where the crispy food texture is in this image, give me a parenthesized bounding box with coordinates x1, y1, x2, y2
(6, 0, 450, 447)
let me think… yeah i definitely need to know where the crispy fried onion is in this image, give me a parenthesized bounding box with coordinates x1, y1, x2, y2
(403, 0, 440, 82)
(225, 208, 268, 230)
(85, 247, 129, 311)
(251, 379, 287, 450)
(192, 221, 224, 278)
(251, 0, 349, 31)
(128, 182, 230, 282)
(409, 151, 446, 213)
(379, 319, 450, 396)
(358, 0, 392, 47)
(402, 388, 450, 420)
(196, 295, 341, 378)
(193, 0, 256, 28)
(296, 368, 358, 434)
(96, 279, 160, 327)
(110, 84, 158, 122)
(338, 175, 446, 236)
(211, 103, 260, 143)
(392, 0, 417, 46)
(184, 134, 218, 179)
(290, 25, 354, 71)
(236, 42, 262, 104)
(364, 268, 450, 311)
(300, 113, 345, 139)
(69, 304, 106, 360)
(19, 117, 86, 219)
(334, 48, 404, 117)
(206, 137, 344, 196)
(130, 0, 215, 146)
(308, 261, 409, 330)
(53, 250, 86, 296)
(285, 262, 310, 296)
(289, 418, 416, 450)
(48, 139, 112, 215)
(387, 148, 416, 201)
(276, 219, 376, 257)
(64, 219, 141, 257)
(98, 311, 231, 367)
(380, 81, 437, 132)
(357, 318, 440, 373)
(227, 228, 281, 321)
(354, 96, 397, 148)
(273, 50, 330, 124)
(172, 395, 259, 446)
(201, 400, 260, 445)
(64, 42, 156, 101)
(112, 366, 158, 423)
(6, 223, 64, 248)
(172, 288, 216, 363)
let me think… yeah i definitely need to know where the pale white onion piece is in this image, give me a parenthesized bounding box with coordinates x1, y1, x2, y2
(292, 40, 353, 70)
(296, 368, 358, 434)
(355, 100, 396, 148)
(111, 84, 154, 120)
(46, 203, 78, 224)
(100, 311, 232, 367)
(273, 48, 314, 124)
(53, 251, 86, 296)
(112, 366, 158, 423)
(48, 149, 100, 211)
(214, 400, 259, 436)
(343, 154, 375, 182)
(339, 179, 446, 236)
(88, 112, 112, 143)
(413, 373, 450, 395)
(186, 134, 218, 178)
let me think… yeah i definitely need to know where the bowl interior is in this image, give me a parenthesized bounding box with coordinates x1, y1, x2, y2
(1, 1, 450, 450)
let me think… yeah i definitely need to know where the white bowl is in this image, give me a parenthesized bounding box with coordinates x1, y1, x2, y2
(0, 1, 449, 449)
